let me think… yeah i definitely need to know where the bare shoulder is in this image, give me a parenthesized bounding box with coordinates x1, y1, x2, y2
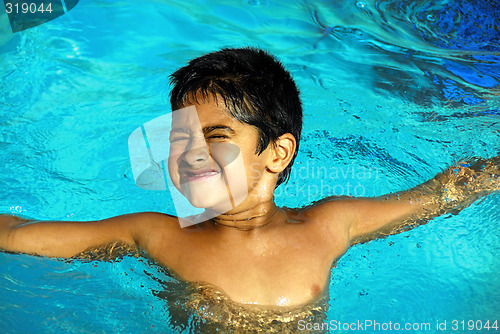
(133, 211, 180, 228)
(130, 211, 181, 244)
(298, 197, 359, 223)
(94, 211, 179, 237)
(291, 197, 358, 243)
(131, 212, 207, 269)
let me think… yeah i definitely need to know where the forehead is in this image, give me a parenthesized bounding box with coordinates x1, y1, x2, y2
(172, 95, 252, 133)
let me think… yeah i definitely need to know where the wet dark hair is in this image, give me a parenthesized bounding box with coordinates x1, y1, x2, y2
(169, 47, 303, 187)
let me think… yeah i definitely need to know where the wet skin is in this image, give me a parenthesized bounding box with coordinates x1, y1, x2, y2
(1, 97, 498, 307)
(141, 207, 350, 306)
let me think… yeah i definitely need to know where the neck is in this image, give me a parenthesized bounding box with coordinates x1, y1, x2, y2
(207, 199, 281, 231)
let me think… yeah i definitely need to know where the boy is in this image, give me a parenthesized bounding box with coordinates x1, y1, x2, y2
(0, 47, 498, 308)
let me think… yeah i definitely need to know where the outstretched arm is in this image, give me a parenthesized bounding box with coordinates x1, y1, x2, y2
(319, 155, 499, 245)
(349, 155, 499, 243)
(0, 212, 165, 258)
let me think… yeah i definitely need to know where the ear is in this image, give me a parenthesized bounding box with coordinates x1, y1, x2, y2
(267, 133, 296, 173)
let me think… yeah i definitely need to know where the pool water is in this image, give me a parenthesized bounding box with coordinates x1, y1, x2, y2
(1, 0, 499, 333)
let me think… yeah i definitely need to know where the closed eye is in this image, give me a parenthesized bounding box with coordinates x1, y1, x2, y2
(203, 125, 235, 140)
(208, 135, 228, 139)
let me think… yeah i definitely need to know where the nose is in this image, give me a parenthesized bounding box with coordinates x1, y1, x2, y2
(183, 138, 209, 166)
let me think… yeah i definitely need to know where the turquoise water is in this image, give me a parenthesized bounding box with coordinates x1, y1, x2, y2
(1, 0, 499, 332)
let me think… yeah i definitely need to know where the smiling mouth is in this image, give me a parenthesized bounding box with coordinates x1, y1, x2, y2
(182, 169, 221, 182)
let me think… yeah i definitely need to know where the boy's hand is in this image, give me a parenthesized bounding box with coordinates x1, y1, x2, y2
(437, 156, 499, 209)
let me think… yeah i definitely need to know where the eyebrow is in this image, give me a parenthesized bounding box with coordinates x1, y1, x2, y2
(202, 125, 235, 135)
(170, 125, 235, 135)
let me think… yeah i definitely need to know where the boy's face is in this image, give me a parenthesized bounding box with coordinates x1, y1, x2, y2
(167, 96, 272, 214)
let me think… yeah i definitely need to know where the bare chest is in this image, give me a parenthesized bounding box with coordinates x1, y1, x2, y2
(155, 234, 339, 306)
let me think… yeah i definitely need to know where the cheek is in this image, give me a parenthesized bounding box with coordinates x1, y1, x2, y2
(167, 143, 188, 187)
(167, 157, 180, 187)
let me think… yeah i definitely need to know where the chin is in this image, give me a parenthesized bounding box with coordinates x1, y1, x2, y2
(187, 196, 217, 209)
(182, 183, 233, 212)
(190, 198, 234, 214)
